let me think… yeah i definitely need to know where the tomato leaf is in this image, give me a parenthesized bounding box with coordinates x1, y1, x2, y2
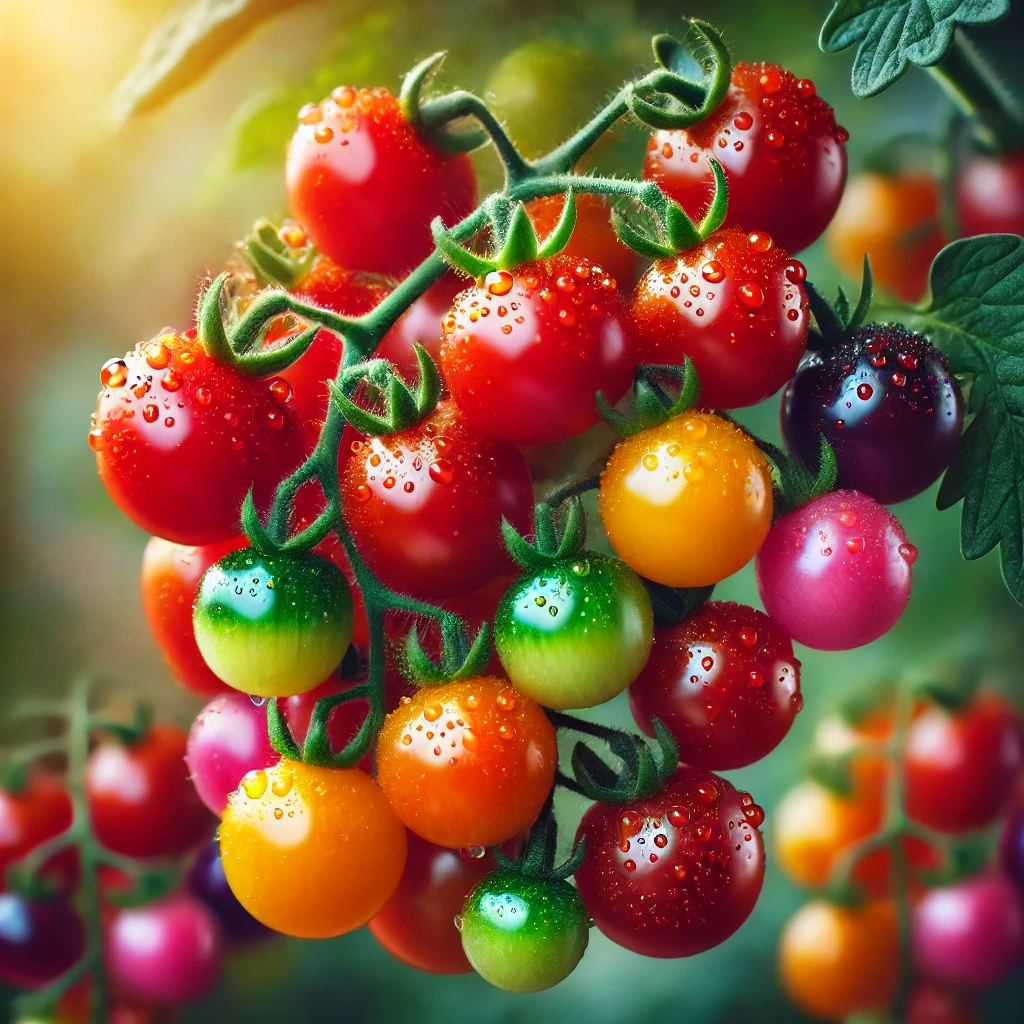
(819, 0, 1009, 97)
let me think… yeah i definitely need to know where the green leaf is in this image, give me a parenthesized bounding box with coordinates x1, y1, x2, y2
(819, 0, 1010, 98)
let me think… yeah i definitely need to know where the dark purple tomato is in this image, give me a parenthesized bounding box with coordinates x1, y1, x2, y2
(1001, 800, 1024, 891)
(781, 324, 964, 505)
(187, 839, 271, 944)
(629, 601, 802, 769)
(0, 892, 85, 989)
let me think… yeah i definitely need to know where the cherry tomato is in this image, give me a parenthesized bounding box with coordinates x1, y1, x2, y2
(376, 677, 557, 848)
(220, 759, 406, 938)
(756, 490, 916, 650)
(440, 256, 635, 445)
(907, 982, 978, 1024)
(912, 872, 1024, 989)
(187, 838, 270, 944)
(459, 869, 590, 992)
(629, 601, 801, 769)
(185, 692, 278, 816)
(286, 86, 477, 276)
(0, 893, 84, 990)
(495, 553, 653, 710)
(526, 193, 637, 287)
(644, 63, 847, 254)
(574, 767, 765, 957)
(599, 412, 773, 587)
(956, 149, 1024, 236)
(778, 900, 898, 1022)
(0, 774, 77, 895)
(90, 329, 304, 546)
(903, 694, 1022, 834)
(631, 228, 808, 409)
(87, 724, 213, 859)
(193, 547, 353, 697)
(141, 535, 246, 697)
(106, 895, 223, 1005)
(341, 400, 534, 598)
(828, 172, 948, 302)
(1000, 798, 1024, 891)
(281, 675, 372, 772)
(782, 325, 964, 505)
(369, 834, 494, 974)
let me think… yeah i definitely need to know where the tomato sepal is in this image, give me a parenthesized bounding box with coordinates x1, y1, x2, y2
(756, 434, 838, 517)
(500, 497, 587, 571)
(597, 359, 700, 438)
(401, 51, 490, 154)
(265, 699, 302, 761)
(491, 805, 586, 883)
(643, 580, 715, 628)
(244, 217, 318, 291)
(405, 619, 494, 686)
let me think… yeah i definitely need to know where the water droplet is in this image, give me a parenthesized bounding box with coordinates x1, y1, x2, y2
(738, 283, 765, 309)
(498, 722, 516, 742)
(683, 462, 705, 484)
(241, 769, 268, 800)
(846, 536, 864, 554)
(759, 68, 783, 93)
(748, 231, 773, 253)
(496, 689, 516, 711)
(899, 543, 918, 563)
(733, 111, 753, 131)
(454, 914, 464, 932)
(898, 351, 920, 370)
(683, 418, 707, 440)
(743, 803, 765, 828)
(145, 343, 171, 370)
(100, 358, 128, 388)
(428, 459, 453, 484)
(695, 823, 713, 842)
(668, 806, 690, 828)
(273, 807, 284, 819)
(765, 129, 785, 148)
(697, 783, 719, 803)
(314, 124, 334, 144)
(738, 627, 758, 647)
(641, 453, 659, 472)
(485, 270, 514, 296)
(857, 383, 874, 400)
(423, 703, 443, 723)
(701, 260, 726, 283)
(623, 859, 636, 872)
(796, 78, 816, 99)
(142, 403, 158, 423)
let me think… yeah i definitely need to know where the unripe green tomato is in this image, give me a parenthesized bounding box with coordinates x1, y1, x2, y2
(193, 547, 352, 697)
(460, 869, 590, 992)
(494, 554, 653, 709)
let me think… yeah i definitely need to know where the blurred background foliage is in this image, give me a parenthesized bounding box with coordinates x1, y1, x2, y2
(0, 0, 1022, 1020)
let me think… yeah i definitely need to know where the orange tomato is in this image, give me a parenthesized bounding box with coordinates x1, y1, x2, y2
(375, 677, 557, 848)
(598, 412, 772, 587)
(219, 759, 406, 939)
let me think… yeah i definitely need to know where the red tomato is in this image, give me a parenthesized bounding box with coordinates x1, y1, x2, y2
(0, 774, 77, 894)
(440, 256, 636, 444)
(281, 675, 373, 771)
(643, 63, 847, 253)
(287, 86, 478, 276)
(87, 724, 214, 858)
(341, 400, 534, 598)
(369, 833, 495, 973)
(90, 329, 304, 545)
(907, 982, 978, 1024)
(630, 228, 808, 408)
(141, 535, 246, 697)
(903, 694, 1022, 833)
(956, 149, 1024, 236)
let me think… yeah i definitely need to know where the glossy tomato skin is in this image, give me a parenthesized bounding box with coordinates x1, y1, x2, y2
(376, 677, 557, 849)
(600, 412, 773, 587)
(912, 873, 1024, 989)
(440, 256, 636, 445)
(193, 548, 353, 697)
(782, 325, 964, 505)
(460, 869, 590, 992)
(629, 602, 802, 769)
(829, 173, 948, 302)
(281, 675, 373, 772)
(779, 900, 899, 1022)
(903, 694, 1022, 833)
(956, 149, 1024, 236)
(756, 490, 916, 650)
(495, 554, 653, 710)
(643, 63, 847, 253)
(141, 535, 245, 697)
(631, 229, 808, 409)
(574, 767, 765, 957)
(185, 693, 278, 817)
(88, 724, 213, 859)
(220, 759, 406, 939)
(369, 834, 494, 974)
(0, 774, 77, 895)
(0, 893, 84, 989)
(187, 839, 270, 944)
(106, 895, 223, 1005)
(1001, 799, 1024, 890)
(341, 401, 534, 599)
(90, 330, 304, 546)
(286, 86, 477, 276)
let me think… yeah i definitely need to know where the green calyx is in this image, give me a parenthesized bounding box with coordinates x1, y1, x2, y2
(404, 616, 493, 686)
(244, 217, 318, 291)
(644, 581, 715, 628)
(492, 805, 586, 882)
(756, 434, 838, 518)
(598, 358, 701, 438)
(805, 255, 875, 351)
(400, 51, 489, 154)
(501, 497, 587, 572)
(432, 190, 577, 278)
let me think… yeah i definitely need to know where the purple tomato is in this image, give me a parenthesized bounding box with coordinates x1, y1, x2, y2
(187, 838, 271, 944)
(0, 892, 84, 989)
(1001, 800, 1024, 891)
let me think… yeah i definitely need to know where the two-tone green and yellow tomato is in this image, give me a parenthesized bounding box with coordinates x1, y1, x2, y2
(193, 548, 353, 697)
(494, 555, 653, 709)
(460, 869, 590, 992)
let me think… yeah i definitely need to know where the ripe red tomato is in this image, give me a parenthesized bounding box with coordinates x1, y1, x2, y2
(0, 774, 78, 895)
(903, 694, 1022, 833)
(629, 601, 802, 769)
(341, 400, 534, 598)
(573, 766, 765, 957)
(440, 256, 636, 444)
(643, 63, 847, 253)
(369, 833, 495, 973)
(286, 86, 478, 276)
(376, 677, 557, 848)
(956, 149, 1024, 236)
(631, 229, 808, 409)
(87, 724, 213, 859)
(141, 535, 246, 697)
(90, 329, 304, 545)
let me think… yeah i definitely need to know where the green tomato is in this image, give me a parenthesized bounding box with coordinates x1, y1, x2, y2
(460, 869, 589, 992)
(494, 554, 653, 709)
(193, 547, 352, 698)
